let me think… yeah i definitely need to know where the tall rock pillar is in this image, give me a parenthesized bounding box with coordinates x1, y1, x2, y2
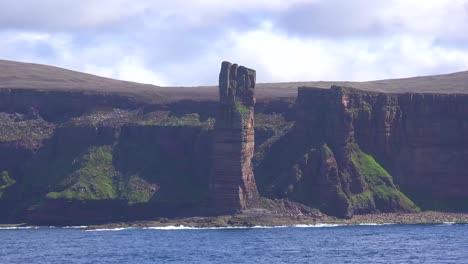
(210, 61, 259, 212)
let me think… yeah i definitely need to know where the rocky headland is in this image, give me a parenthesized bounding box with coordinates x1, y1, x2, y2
(0, 59, 467, 226)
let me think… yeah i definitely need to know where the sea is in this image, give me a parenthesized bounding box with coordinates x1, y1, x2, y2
(1, 223, 467, 263)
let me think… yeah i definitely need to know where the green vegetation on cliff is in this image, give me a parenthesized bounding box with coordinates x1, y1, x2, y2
(234, 100, 252, 122)
(351, 149, 393, 186)
(253, 129, 420, 217)
(46, 145, 160, 204)
(119, 175, 159, 205)
(0, 171, 15, 198)
(65, 110, 215, 129)
(135, 112, 214, 128)
(234, 100, 250, 115)
(23, 123, 212, 219)
(47, 146, 119, 200)
(351, 150, 419, 212)
(156, 114, 214, 128)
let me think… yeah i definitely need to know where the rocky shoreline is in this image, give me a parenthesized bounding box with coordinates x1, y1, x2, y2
(3, 198, 468, 230)
(2, 211, 468, 230)
(77, 211, 468, 230)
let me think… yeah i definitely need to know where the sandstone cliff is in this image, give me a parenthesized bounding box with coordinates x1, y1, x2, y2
(210, 62, 259, 212)
(0, 98, 288, 224)
(1, 60, 468, 224)
(255, 86, 468, 217)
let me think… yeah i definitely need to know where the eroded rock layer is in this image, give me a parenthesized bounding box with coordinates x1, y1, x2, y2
(257, 86, 468, 218)
(210, 61, 259, 212)
(1, 61, 468, 224)
(298, 86, 468, 209)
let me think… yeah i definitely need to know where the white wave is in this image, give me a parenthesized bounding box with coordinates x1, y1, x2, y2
(441, 222, 456, 225)
(294, 224, 344, 228)
(0, 226, 40, 230)
(63, 226, 88, 229)
(144, 225, 205, 230)
(358, 223, 395, 226)
(144, 225, 283, 230)
(252, 225, 288, 229)
(81, 222, 381, 231)
(143, 224, 345, 230)
(84, 225, 217, 231)
(143, 225, 258, 230)
(84, 227, 134, 232)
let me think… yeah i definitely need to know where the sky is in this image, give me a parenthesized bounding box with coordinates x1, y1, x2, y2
(1, 0, 468, 86)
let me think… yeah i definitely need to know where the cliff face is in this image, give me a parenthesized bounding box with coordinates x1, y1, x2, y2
(210, 62, 259, 212)
(1, 62, 467, 223)
(0, 102, 289, 224)
(334, 88, 468, 210)
(0, 122, 213, 224)
(255, 86, 468, 217)
(0, 89, 150, 121)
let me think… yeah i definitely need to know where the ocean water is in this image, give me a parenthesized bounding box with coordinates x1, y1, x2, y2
(1, 224, 467, 263)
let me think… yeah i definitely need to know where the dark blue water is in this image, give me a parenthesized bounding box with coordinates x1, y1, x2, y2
(1, 224, 468, 263)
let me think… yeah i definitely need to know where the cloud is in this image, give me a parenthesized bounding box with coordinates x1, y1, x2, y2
(221, 25, 468, 83)
(0, 0, 149, 31)
(0, 0, 304, 32)
(0, 0, 468, 86)
(112, 57, 168, 86)
(272, 0, 468, 42)
(273, 0, 394, 38)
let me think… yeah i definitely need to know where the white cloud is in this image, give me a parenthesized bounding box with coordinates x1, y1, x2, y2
(0, 0, 468, 86)
(114, 57, 167, 86)
(0, 0, 149, 30)
(221, 26, 468, 83)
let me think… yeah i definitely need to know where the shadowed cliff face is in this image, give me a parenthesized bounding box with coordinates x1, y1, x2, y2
(255, 87, 397, 217)
(0, 123, 213, 225)
(255, 86, 468, 217)
(0, 100, 290, 224)
(1, 61, 468, 223)
(334, 88, 468, 210)
(210, 61, 260, 212)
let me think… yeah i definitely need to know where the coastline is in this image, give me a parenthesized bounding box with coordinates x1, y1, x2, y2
(2, 211, 468, 230)
(85, 212, 468, 230)
(79, 211, 468, 230)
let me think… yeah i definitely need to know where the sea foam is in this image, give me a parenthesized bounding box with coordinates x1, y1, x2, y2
(0, 226, 40, 230)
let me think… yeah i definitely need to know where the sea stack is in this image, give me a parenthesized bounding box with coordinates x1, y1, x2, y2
(210, 61, 259, 212)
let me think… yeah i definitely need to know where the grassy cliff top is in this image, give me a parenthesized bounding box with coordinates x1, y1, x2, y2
(1, 59, 468, 104)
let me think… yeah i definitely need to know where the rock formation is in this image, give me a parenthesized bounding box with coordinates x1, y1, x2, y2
(255, 86, 422, 218)
(210, 61, 259, 212)
(2, 59, 468, 224)
(299, 86, 468, 210)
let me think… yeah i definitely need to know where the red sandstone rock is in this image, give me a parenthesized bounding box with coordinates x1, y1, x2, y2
(210, 61, 259, 212)
(295, 86, 468, 213)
